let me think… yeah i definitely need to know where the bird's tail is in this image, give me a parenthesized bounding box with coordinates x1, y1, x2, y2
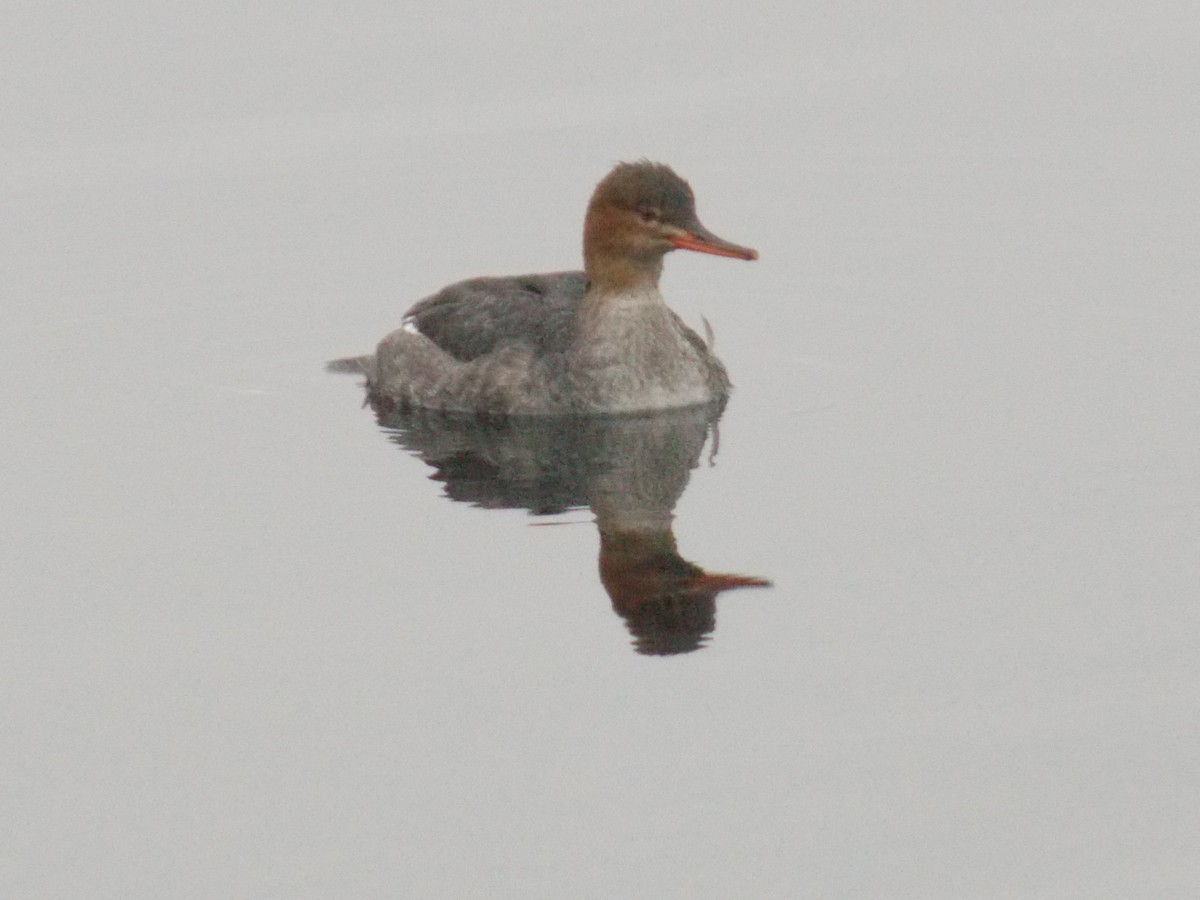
(325, 355, 373, 375)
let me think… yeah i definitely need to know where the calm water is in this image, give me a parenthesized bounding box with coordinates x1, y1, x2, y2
(5, 3, 1198, 897)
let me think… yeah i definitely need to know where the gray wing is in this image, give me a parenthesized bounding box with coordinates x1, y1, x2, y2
(404, 271, 588, 361)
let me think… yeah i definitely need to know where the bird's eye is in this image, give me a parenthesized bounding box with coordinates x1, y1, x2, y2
(637, 205, 661, 224)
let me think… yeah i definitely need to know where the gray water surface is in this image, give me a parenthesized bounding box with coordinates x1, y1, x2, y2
(4, 3, 1198, 898)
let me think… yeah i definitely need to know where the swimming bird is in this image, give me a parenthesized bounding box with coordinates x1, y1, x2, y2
(334, 161, 757, 415)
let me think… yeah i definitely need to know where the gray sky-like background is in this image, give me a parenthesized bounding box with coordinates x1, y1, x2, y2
(4, 3, 1198, 898)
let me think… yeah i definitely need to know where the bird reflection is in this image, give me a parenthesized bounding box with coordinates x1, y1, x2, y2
(369, 398, 770, 654)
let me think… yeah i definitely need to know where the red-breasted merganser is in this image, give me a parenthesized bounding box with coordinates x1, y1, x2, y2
(334, 161, 757, 415)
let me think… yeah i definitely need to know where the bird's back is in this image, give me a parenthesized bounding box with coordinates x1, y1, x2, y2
(403, 271, 588, 361)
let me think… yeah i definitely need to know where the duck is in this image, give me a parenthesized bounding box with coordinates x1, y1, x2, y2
(332, 161, 757, 415)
